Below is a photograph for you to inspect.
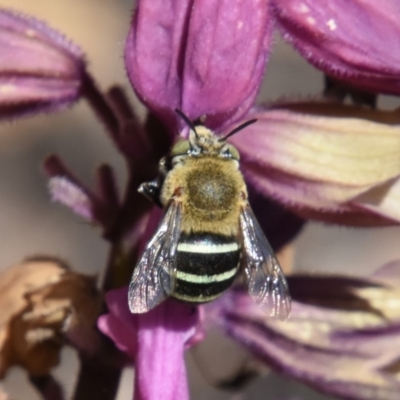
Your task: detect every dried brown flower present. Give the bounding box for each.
[0,257,102,378]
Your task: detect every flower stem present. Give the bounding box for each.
[72,354,123,400]
[29,374,64,400]
[81,72,120,146]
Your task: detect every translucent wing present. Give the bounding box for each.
[128,201,182,313]
[240,204,291,319]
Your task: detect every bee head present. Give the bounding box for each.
[173,109,257,162]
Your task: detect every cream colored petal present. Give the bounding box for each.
[239,108,400,184]
[232,105,400,221]
[352,178,400,222]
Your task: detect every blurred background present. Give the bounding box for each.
[0,1,399,399]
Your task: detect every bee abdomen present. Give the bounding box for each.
[172,232,240,303]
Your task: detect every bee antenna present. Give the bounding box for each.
[175,109,199,138]
[219,119,258,142]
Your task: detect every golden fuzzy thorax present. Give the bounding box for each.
[161,156,247,236]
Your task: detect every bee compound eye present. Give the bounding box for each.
[223,144,240,161]
[171,140,190,157]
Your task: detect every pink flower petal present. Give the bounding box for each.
[98,314,137,359]
[134,300,196,400]
[124,0,190,130]
[0,9,85,117]
[99,287,201,400]
[48,177,93,221]
[209,268,400,400]
[181,0,272,130]
[125,0,272,130]
[231,105,400,225]
[272,0,400,95]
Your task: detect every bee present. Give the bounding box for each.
[128,110,290,319]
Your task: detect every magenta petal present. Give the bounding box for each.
[48,177,94,221]
[125,0,272,130]
[98,314,137,359]
[181,0,272,130]
[125,1,192,129]
[134,300,197,400]
[272,0,400,95]
[98,288,138,359]
[0,9,85,117]
[211,281,400,400]
[99,287,200,400]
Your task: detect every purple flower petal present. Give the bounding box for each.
[98,287,201,400]
[210,266,400,400]
[98,288,138,359]
[125,0,272,131]
[0,9,85,118]
[181,0,272,130]
[48,177,93,221]
[232,105,400,225]
[44,155,122,228]
[272,0,400,95]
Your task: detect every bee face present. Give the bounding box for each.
[170,127,241,161]
[129,115,290,319]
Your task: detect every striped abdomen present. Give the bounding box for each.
[172,232,241,303]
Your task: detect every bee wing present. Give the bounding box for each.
[240,204,291,320]
[128,201,182,313]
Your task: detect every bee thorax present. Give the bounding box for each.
[164,157,245,234]
[187,168,235,211]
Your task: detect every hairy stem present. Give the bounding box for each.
[81,72,121,146]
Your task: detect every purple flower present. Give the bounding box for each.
[272,0,400,95]
[0,9,85,118]
[96,1,400,399]
[98,287,203,400]
[4,1,400,399]
[125,0,272,131]
[232,105,400,225]
[124,0,400,226]
[209,261,400,400]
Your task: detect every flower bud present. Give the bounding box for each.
[273,0,400,95]
[125,0,272,130]
[0,9,85,118]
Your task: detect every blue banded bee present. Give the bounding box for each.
[128,110,290,319]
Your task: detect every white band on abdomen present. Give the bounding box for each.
[177,242,239,254]
[176,267,237,284]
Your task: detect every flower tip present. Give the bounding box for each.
[125,0,273,130]
[48,176,93,220]
[272,0,400,95]
[0,9,86,119]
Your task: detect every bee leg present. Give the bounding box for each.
[139,180,163,208]
[139,157,170,207]
[158,157,169,176]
